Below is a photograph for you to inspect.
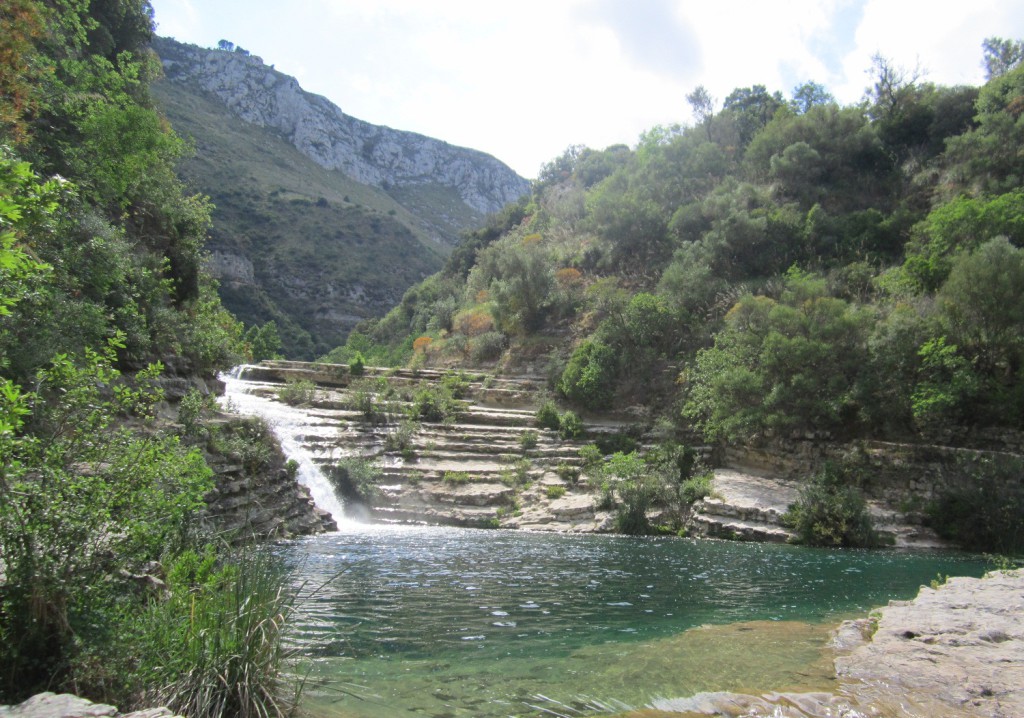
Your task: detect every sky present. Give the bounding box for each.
[148,0,1024,179]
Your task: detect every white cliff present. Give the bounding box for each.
[153,37,530,217]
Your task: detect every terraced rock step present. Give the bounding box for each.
[232,362,664,531]
[692,468,945,548]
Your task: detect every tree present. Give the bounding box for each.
[559,339,618,410]
[982,37,1024,79]
[790,81,834,114]
[722,84,785,148]
[686,85,715,138]
[217,38,235,52]
[684,269,871,441]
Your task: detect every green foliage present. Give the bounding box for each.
[555,462,580,485]
[411,381,465,423]
[244,321,282,362]
[559,339,618,410]
[911,337,980,430]
[782,465,880,548]
[557,410,584,440]
[614,480,658,535]
[594,432,639,456]
[535,400,561,430]
[178,387,214,438]
[276,378,317,406]
[684,269,871,441]
[128,547,304,718]
[546,485,567,500]
[209,417,274,474]
[328,457,382,502]
[383,418,419,457]
[442,470,471,485]
[926,455,1024,554]
[578,443,603,468]
[0,343,213,700]
[679,472,714,505]
[348,351,366,376]
[519,429,539,450]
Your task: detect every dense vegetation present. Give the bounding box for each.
[326,46,1024,551]
[1,1,300,713]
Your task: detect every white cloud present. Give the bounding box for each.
[148,0,1024,177]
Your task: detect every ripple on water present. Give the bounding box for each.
[282,526,988,717]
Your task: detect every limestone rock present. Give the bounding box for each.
[835,569,1024,717]
[0,694,182,718]
[152,37,529,218]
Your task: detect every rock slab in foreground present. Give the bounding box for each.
[0,693,181,718]
[836,569,1024,718]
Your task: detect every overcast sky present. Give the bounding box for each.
[148,0,1024,179]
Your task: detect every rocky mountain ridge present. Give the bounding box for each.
[153,37,529,220]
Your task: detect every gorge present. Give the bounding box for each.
[212,362,1015,717]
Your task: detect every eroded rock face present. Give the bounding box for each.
[834,569,1024,718]
[153,37,529,216]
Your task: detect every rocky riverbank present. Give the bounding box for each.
[834,568,1024,717]
[0,693,180,718]
[646,569,1024,717]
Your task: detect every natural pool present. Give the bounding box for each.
[281,526,989,718]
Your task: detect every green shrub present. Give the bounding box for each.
[470,331,505,362]
[679,472,714,504]
[594,432,638,456]
[501,458,532,486]
[411,383,464,423]
[926,455,1024,554]
[442,470,471,484]
[558,339,618,410]
[276,378,317,406]
[535,400,561,430]
[328,457,383,502]
[555,462,581,485]
[349,351,366,376]
[783,465,880,548]
[558,410,584,439]
[578,443,603,468]
[519,429,539,450]
[347,378,391,425]
[546,485,567,499]
[614,477,662,535]
[441,371,471,399]
[130,548,303,718]
[209,417,275,474]
[384,418,420,458]
[177,387,211,438]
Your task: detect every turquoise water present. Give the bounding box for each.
[283,526,988,717]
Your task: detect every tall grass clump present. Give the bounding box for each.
[133,547,304,718]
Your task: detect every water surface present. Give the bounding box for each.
[283,526,988,717]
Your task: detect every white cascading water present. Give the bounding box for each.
[220,366,348,528]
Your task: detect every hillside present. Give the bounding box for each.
[151,36,530,357]
[324,51,1024,553]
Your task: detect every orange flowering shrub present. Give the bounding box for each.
[412,336,433,353]
[454,308,495,337]
[555,267,583,288]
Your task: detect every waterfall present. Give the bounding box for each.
[220,366,348,527]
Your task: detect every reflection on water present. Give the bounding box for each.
[280,526,988,718]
